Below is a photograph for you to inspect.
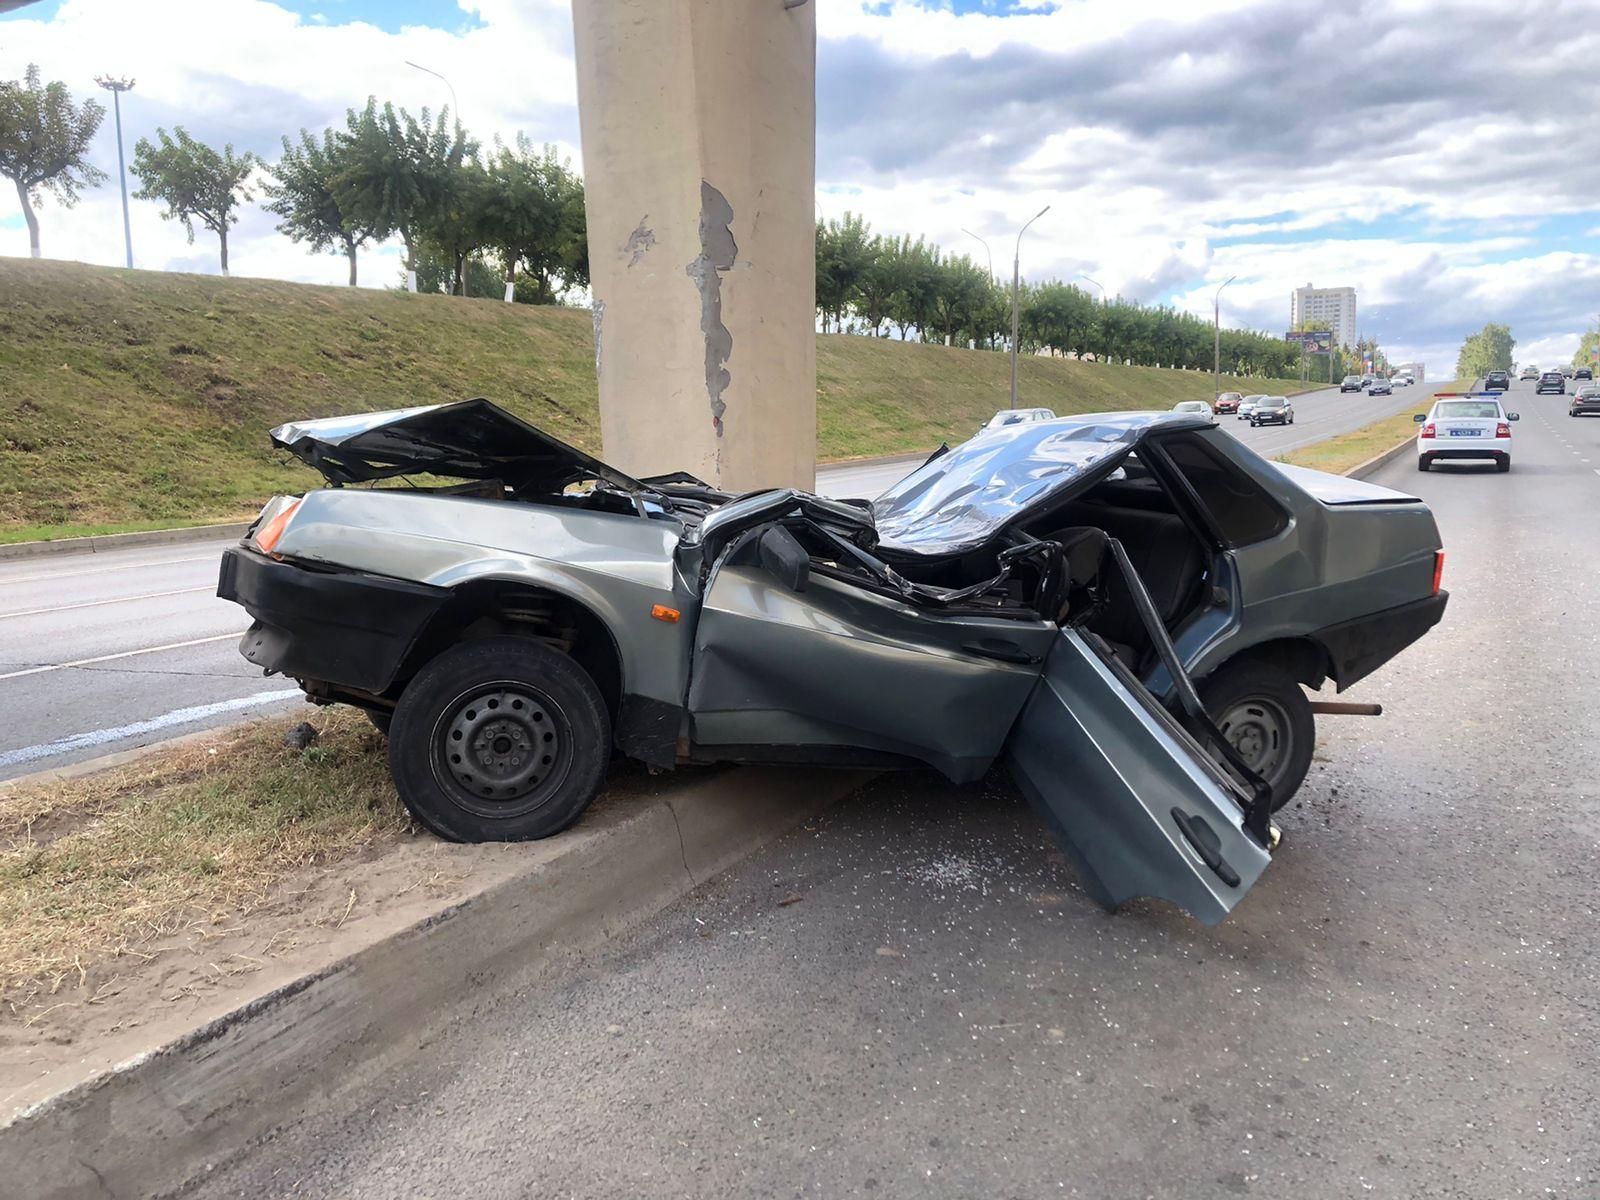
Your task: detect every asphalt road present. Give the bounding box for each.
[0,380,1411,782]
[197,377,1598,1198]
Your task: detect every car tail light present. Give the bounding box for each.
[1495,422,1511,438]
[1431,550,1445,596]
[254,499,302,555]
[1419,423,1436,439]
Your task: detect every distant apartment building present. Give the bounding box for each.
[1289,284,1357,350]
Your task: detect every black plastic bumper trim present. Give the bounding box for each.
[217,547,450,694]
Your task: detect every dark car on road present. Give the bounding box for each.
[1484,370,1510,391]
[1570,384,1600,416]
[1250,396,1294,426]
[220,402,1447,924]
[1575,367,1593,381]
[1369,377,1394,396]
[1340,375,1364,393]
[1536,371,1566,395]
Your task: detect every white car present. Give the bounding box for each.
[979,407,1056,436]
[1416,394,1519,473]
[1171,400,1213,415]
[1237,394,1269,420]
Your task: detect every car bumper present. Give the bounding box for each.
[1536,386,1565,393]
[1418,443,1509,460]
[1315,590,1449,690]
[1571,402,1600,414]
[1252,415,1289,424]
[217,546,450,694]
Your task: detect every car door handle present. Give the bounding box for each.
[960,639,1039,665]
[1170,808,1242,887]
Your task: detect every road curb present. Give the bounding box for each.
[0,764,867,1199]
[0,521,249,561]
[1346,433,1418,480]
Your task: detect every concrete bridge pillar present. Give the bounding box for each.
[571,0,817,492]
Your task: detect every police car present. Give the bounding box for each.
[1415,392,1519,473]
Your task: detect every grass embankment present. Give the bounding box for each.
[2,257,1315,540]
[1275,380,1474,475]
[0,709,406,1008]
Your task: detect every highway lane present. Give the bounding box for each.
[200,378,1600,1199]
[0,381,1418,782]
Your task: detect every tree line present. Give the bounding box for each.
[817,212,1302,376]
[0,64,586,300]
[6,62,1302,370]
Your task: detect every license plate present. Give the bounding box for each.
[1449,428,1481,437]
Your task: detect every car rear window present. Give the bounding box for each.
[1434,401,1500,419]
[1158,434,1288,547]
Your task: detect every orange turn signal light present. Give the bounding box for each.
[650,604,681,624]
[254,500,301,555]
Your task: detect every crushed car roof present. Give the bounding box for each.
[270,399,647,494]
[871,411,1211,555]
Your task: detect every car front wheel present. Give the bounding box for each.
[1201,660,1315,813]
[388,636,611,842]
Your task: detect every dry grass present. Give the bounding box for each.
[0,708,408,1009]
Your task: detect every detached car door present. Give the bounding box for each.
[686,534,1057,784]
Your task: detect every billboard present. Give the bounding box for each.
[1286,329,1334,354]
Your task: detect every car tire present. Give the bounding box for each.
[1417,456,1430,472]
[1497,457,1511,473]
[387,635,611,843]
[1200,659,1315,813]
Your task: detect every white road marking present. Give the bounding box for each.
[0,688,302,769]
[0,554,215,586]
[0,586,212,622]
[0,632,242,681]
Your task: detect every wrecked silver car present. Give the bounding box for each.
[218,400,1447,924]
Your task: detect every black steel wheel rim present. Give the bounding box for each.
[430,682,573,819]
[1214,695,1291,788]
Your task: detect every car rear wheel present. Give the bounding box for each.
[1201,660,1315,812]
[1417,455,1430,472]
[388,636,611,842]
[1497,457,1511,473]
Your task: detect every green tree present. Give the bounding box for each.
[1456,322,1515,380]
[264,127,381,285]
[131,127,258,275]
[815,212,873,333]
[929,255,990,346]
[0,64,106,258]
[332,98,474,292]
[1572,325,1600,373]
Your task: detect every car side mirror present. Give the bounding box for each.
[1508,412,1520,421]
[758,524,810,592]
[1413,413,1425,423]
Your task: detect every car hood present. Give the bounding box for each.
[871,411,1210,555]
[270,399,648,494]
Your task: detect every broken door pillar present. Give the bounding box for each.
[571,0,817,491]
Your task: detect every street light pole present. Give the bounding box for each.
[405,60,459,123]
[1010,205,1050,408]
[94,76,135,270]
[1073,273,1105,297]
[1212,274,1237,401]
[960,227,993,282]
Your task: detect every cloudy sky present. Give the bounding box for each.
[4,0,1600,373]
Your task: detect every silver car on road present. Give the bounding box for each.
[220,401,1447,924]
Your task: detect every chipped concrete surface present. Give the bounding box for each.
[621,217,655,268]
[685,180,737,437]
